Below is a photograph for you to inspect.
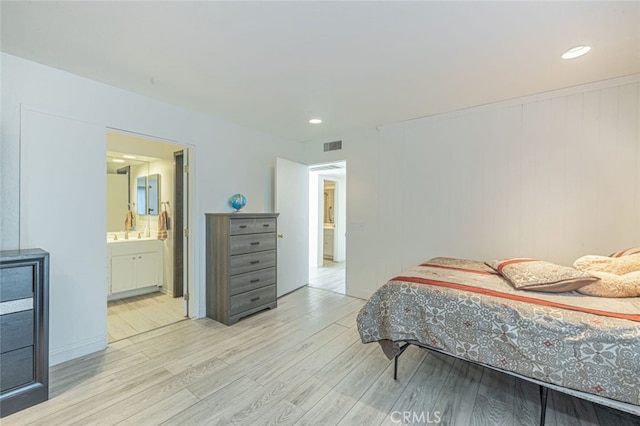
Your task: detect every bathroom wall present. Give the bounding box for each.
[106,174,128,232]
[149,158,176,296]
[107,152,178,296]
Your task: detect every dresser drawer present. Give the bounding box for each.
[254,218,276,233]
[229,218,277,235]
[229,219,256,235]
[229,268,276,296]
[0,346,34,392]
[0,310,34,354]
[229,233,276,255]
[0,266,34,302]
[230,285,276,316]
[229,251,276,276]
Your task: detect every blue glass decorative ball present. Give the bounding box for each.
[229,193,247,211]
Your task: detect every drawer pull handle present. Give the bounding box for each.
[250,297,260,302]
[250,242,260,246]
[250,279,260,283]
[239,225,248,228]
[262,224,270,227]
[250,260,260,264]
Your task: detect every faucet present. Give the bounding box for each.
[111,234,118,241]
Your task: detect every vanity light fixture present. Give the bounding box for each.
[123,154,137,159]
[112,159,125,163]
[309,118,322,124]
[562,45,591,60]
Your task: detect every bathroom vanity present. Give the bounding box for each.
[107,238,163,300]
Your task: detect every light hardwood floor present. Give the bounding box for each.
[5,287,638,425]
[309,260,345,294]
[107,291,186,343]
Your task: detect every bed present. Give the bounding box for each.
[356,257,640,424]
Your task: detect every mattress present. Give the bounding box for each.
[356,257,640,406]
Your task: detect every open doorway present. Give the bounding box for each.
[106,129,190,343]
[308,161,346,294]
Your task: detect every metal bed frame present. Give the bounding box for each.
[392,342,640,426]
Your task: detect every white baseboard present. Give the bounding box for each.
[49,335,107,366]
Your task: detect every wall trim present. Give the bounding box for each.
[50,335,107,366]
[379,73,640,131]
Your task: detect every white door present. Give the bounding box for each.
[275,157,309,296]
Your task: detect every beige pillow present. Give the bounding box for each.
[577,270,640,298]
[573,253,640,275]
[486,258,599,293]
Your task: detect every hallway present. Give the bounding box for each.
[309,260,345,294]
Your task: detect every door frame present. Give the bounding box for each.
[106,127,195,320]
[308,161,347,268]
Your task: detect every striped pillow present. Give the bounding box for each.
[486,258,599,293]
[609,247,640,258]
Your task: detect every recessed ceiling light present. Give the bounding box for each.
[309,118,322,124]
[112,159,125,163]
[123,154,136,159]
[562,46,591,60]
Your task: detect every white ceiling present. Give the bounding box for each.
[2,1,639,143]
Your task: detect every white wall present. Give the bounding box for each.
[1,53,304,364]
[148,158,175,295]
[308,172,320,267]
[304,75,640,299]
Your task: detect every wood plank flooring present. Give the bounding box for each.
[309,261,345,294]
[4,286,638,425]
[107,291,185,343]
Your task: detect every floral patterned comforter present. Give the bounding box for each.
[356,258,640,406]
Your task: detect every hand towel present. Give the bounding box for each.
[124,210,135,231]
[157,211,169,241]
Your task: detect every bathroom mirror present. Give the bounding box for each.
[136,176,147,216]
[147,174,160,216]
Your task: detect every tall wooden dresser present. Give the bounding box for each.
[205,213,279,325]
[0,249,49,418]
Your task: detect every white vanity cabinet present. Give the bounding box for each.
[323,227,334,259]
[108,240,162,300]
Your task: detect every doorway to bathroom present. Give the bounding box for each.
[105,129,191,343]
[308,161,346,294]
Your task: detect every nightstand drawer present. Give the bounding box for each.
[0,310,34,354]
[0,266,34,302]
[229,251,276,276]
[229,268,276,296]
[229,233,276,255]
[230,285,276,316]
[0,346,34,392]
